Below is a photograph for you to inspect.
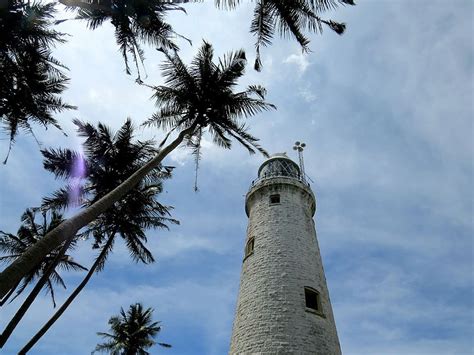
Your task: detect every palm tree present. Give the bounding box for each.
[58,0,189,78]
[0,41,274,301]
[145,42,274,189]
[19,119,178,352]
[93,303,171,354]
[0,0,75,162]
[216,0,355,70]
[0,208,86,347]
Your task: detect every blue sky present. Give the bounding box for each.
[1,0,472,354]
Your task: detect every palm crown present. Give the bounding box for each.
[148,42,274,163]
[41,118,177,266]
[0,209,86,306]
[60,0,188,78]
[94,303,170,354]
[145,42,276,189]
[217,0,355,70]
[0,1,75,162]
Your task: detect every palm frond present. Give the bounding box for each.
[217,49,247,87]
[94,235,116,272]
[69,0,188,78]
[42,148,87,179]
[151,42,275,163]
[250,0,275,71]
[42,184,86,211]
[95,303,168,353]
[188,127,202,191]
[309,0,355,12]
[223,0,355,71]
[208,125,232,150]
[0,1,74,160]
[0,209,84,306]
[123,230,155,264]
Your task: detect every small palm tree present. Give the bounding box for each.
[0,208,86,347]
[216,0,355,70]
[0,41,274,301]
[94,303,171,354]
[0,209,85,307]
[0,0,75,162]
[59,0,189,78]
[19,119,178,352]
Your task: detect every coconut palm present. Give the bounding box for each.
[19,119,177,352]
[93,303,171,354]
[58,0,189,78]
[0,208,86,347]
[0,209,85,306]
[145,42,275,189]
[0,41,274,301]
[0,0,75,162]
[216,0,355,70]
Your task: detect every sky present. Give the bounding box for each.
[0,0,473,354]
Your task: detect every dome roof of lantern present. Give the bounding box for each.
[257,153,300,179]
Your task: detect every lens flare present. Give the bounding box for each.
[68,152,86,207]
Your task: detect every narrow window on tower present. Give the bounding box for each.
[304,287,324,316]
[269,194,280,204]
[244,237,255,260]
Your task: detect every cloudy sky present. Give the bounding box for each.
[1,0,473,354]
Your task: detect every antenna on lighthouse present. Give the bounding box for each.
[293,141,306,182]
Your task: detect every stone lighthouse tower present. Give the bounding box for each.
[229,153,341,354]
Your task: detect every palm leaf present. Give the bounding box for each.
[217,0,354,71]
[0,209,85,306]
[0,1,74,161]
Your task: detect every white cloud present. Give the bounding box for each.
[104,232,233,264]
[169,144,192,166]
[299,84,317,103]
[283,52,311,74]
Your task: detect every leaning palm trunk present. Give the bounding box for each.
[0,239,72,348]
[20,235,116,353]
[0,125,195,299]
[0,281,19,306]
[0,281,45,348]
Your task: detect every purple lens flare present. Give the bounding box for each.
[68,152,86,207]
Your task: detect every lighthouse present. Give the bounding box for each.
[229,153,341,354]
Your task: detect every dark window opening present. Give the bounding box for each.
[245,237,255,258]
[305,287,322,313]
[270,194,280,204]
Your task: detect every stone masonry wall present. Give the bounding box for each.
[229,177,341,355]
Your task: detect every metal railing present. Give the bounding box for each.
[249,172,311,189]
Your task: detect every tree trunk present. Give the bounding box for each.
[0,239,72,348]
[19,235,115,354]
[0,281,20,306]
[0,277,46,348]
[0,125,195,299]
